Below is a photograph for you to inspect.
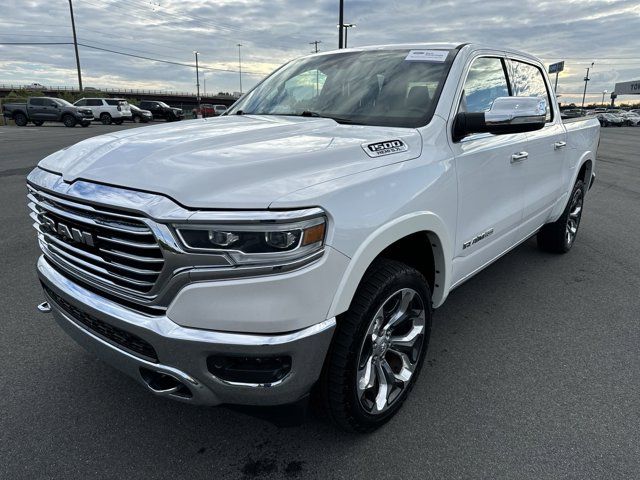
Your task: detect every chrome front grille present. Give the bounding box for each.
[28,185,164,296]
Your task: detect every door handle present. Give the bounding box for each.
[554,141,567,150]
[511,151,529,163]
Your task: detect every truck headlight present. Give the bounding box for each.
[174,212,326,266]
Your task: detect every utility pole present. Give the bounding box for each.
[309,40,322,53]
[601,90,607,107]
[343,23,355,48]
[194,51,201,116]
[338,0,344,49]
[203,73,206,96]
[68,0,83,92]
[237,43,243,95]
[581,62,594,110]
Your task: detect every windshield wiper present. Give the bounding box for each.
[299,111,361,125]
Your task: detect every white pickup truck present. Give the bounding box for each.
[29,43,599,432]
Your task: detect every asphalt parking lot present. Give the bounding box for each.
[1,123,639,479]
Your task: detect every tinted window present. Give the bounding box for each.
[30,98,45,106]
[228,49,454,128]
[459,57,509,113]
[509,60,553,121]
[75,99,86,106]
[87,99,103,106]
[105,99,118,106]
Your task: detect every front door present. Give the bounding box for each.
[448,56,528,286]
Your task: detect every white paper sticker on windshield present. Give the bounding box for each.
[405,50,449,62]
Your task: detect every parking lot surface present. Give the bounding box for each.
[1,124,638,479]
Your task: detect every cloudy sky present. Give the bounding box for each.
[1,0,639,104]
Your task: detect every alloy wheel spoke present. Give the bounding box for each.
[373,360,393,412]
[390,323,424,349]
[357,354,376,393]
[384,289,415,332]
[388,348,415,383]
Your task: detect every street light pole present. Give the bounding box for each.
[338,0,344,49]
[237,43,243,95]
[343,23,355,48]
[581,62,594,110]
[68,0,83,92]
[194,51,201,116]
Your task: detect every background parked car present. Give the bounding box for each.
[597,113,624,127]
[192,103,227,118]
[620,112,640,126]
[129,104,153,123]
[27,82,47,90]
[2,97,92,127]
[74,98,132,125]
[138,100,184,121]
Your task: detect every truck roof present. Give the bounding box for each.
[308,42,541,64]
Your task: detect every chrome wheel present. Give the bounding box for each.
[566,187,583,247]
[356,288,426,415]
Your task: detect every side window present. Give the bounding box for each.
[509,60,553,122]
[87,99,102,107]
[75,99,86,106]
[30,98,44,106]
[459,57,509,113]
[105,99,118,106]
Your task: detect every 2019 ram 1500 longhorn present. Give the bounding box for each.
[3,97,93,127]
[28,43,599,432]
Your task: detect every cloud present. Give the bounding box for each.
[0,0,639,103]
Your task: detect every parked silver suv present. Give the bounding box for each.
[74,98,132,125]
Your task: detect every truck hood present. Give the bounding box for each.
[39,115,422,209]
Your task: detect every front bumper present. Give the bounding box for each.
[37,256,335,406]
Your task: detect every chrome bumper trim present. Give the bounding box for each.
[38,255,336,406]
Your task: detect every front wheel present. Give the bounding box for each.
[62,115,77,127]
[537,179,585,253]
[320,259,432,432]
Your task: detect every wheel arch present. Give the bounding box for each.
[328,212,453,318]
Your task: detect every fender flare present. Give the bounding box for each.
[327,211,453,318]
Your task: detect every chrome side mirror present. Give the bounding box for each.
[453,96,547,141]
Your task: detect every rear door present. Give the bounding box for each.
[449,55,528,286]
[507,58,566,234]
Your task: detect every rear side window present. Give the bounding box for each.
[87,99,103,106]
[508,60,553,121]
[30,98,45,106]
[105,99,118,106]
[459,57,509,113]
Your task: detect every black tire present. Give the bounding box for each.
[537,179,585,254]
[81,122,90,128]
[133,115,141,123]
[62,114,77,128]
[13,112,28,126]
[33,120,44,126]
[319,258,432,432]
[100,113,112,125]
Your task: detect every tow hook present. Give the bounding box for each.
[37,302,52,313]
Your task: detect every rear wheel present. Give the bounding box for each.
[62,114,77,128]
[100,113,112,125]
[13,112,28,126]
[320,259,432,432]
[537,179,585,253]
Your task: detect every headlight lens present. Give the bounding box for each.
[174,214,326,265]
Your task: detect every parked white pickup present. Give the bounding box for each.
[29,43,599,432]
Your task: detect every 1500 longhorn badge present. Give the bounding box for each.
[463,228,494,250]
[42,216,95,247]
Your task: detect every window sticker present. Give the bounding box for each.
[405,50,449,63]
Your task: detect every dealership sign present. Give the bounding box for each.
[548,61,564,74]
[614,80,640,95]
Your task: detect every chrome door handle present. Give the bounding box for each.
[554,141,567,150]
[511,151,529,163]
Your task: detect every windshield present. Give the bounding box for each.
[158,102,170,108]
[54,98,73,107]
[228,49,454,128]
